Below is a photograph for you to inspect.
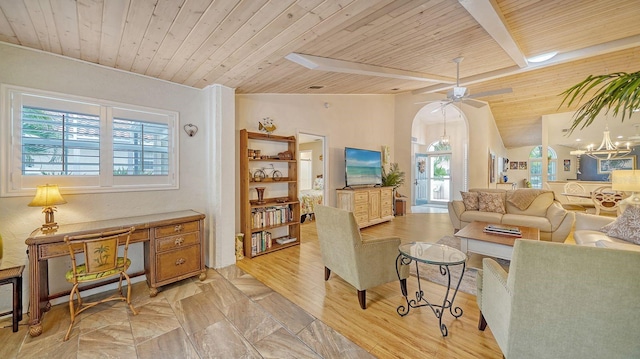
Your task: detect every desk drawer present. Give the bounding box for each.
[155,221,199,238]
[38,228,149,259]
[156,232,199,253]
[155,245,201,282]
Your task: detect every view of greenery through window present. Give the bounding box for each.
[21,107,169,177]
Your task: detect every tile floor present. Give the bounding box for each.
[0,266,373,358]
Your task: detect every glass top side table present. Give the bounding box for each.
[396,242,467,337]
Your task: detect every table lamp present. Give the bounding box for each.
[28,184,67,231]
[611,170,640,213]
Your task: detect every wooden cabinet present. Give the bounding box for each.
[336,187,394,228]
[240,129,300,258]
[148,220,203,290]
[141,214,206,297]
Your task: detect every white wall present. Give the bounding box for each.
[0,43,232,311]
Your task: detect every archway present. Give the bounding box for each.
[410,103,468,211]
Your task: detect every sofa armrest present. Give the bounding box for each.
[448,201,466,230]
[479,258,511,352]
[575,212,615,231]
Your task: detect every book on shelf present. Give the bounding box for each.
[275,237,297,245]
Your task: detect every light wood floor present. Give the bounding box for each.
[237,213,504,359]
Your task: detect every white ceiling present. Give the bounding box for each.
[0,0,639,148]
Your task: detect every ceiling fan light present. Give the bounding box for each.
[527,51,558,63]
[453,87,466,97]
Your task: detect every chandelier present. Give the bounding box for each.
[439,105,450,146]
[569,125,631,159]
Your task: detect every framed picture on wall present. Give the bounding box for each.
[563,159,571,171]
[489,153,496,183]
[518,161,527,170]
[597,156,636,174]
[510,161,518,170]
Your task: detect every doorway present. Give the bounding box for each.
[414,146,452,206]
[298,132,326,223]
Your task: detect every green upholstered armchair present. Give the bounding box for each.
[314,205,409,309]
[477,239,640,358]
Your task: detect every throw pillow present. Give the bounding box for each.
[478,192,506,214]
[461,191,479,211]
[599,205,640,244]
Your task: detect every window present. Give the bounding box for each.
[529,146,557,189]
[2,86,178,196]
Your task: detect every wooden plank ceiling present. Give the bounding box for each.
[0,0,639,148]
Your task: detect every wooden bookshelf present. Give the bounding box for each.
[239,129,300,257]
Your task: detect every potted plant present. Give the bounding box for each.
[382,162,405,189]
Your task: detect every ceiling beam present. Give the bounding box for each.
[458,0,528,68]
[285,53,457,84]
[412,34,640,95]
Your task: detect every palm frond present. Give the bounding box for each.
[559,71,640,133]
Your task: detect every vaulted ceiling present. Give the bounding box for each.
[1,0,639,148]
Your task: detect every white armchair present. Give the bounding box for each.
[477,239,640,358]
[314,205,409,309]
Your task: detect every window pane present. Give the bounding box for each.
[22,106,100,176]
[113,118,169,175]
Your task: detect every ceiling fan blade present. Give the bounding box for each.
[462,98,487,108]
[467,87,512,99]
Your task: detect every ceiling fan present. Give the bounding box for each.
[416,57,512,108]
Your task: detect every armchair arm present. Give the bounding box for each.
[355,237,409,289]
[479,258,511,353]
[575,212,615,231]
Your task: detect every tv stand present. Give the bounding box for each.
[336,187,394,228]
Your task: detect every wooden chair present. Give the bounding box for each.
[591,186,626,216]
[63,227,138,341]
[561,182,590,212]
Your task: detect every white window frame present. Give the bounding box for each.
[1,85,179,197]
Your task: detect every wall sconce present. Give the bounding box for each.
[183,123,198,137]
[28,184,67,231]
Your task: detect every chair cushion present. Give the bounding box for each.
[478,192,506,214]
[65,257,131,282]
[599,206,640,244]
[461,191,479,211]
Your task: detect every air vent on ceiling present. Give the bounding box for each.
[308,85,324,89]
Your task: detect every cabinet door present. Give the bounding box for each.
[368,190,381,220]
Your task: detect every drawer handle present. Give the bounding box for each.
[174,224,183,232]
[174,237,184,246]
[175,258,186,266]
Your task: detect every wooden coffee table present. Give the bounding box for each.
[454,221,540,261]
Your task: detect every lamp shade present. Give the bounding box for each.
[611,170,640,192]
[28,184,67,207]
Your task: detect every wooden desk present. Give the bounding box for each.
[25,210,206,337]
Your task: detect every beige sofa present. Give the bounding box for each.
[573,212,640,252]
[477,239,640,358]
[448,188,574,242]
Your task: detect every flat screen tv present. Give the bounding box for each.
[344,147,382,187]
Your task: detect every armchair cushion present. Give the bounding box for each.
[600,205,640,244]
